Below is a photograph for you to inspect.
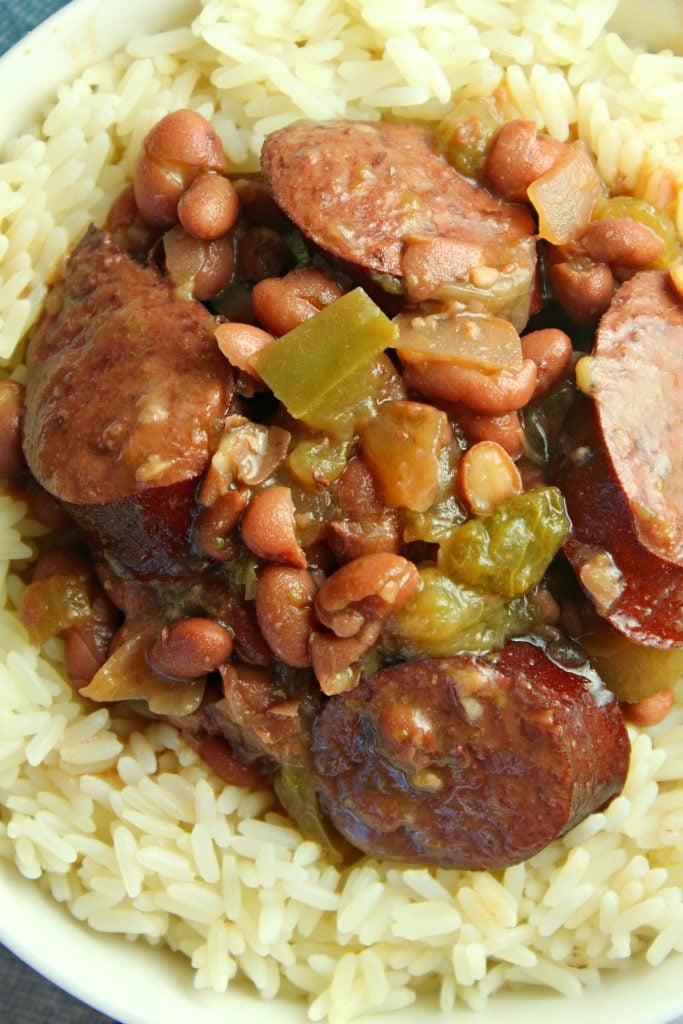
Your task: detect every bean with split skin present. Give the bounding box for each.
[241,485,307,569]
[146,618,233,681]
[311,620,382,695]
[163,225,234,301]
[548,253,614,325]
[251,267,343,336]
[521,328,573,399]
[453,405,524,458]
[255,565,317,668]
[134,109,227,227]
[582,217,665,270]
[315,552,421,639]
[177,172,239,240]
[193,490,248,561]
[403,357,537,416]
[485,120,566,203]
[215,322,275,380]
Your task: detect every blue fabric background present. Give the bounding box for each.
[0,0,67,54]
[0,2,683,1024]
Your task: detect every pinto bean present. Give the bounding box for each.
[0,379,25,485]
[400,236,483,303]
[310,620,382,695]
[521,328,573,399]
[548,258,614,325]
[621,688,675,727]
[453,405,524,458]
[177,172,239,240]
[134,109,227,227]
[238,226,294,282]
[327,513,401,564]
[457,441,523,516]
[146,617,233,681]
[163,224,235,301]
[254,565,317,668]
[63,591,120,689]
[251,267,343,336]
[333,457,384,518]
[193,489,247,561]
[315,553,420,638]
[485,120,566,202]
[583,217,665,270]
[241,485,306,568]
[403,357,537,415]
[215,322,275,379]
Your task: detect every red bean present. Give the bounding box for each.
[163,224,234,300]
[193,490,247,561]
[621,688,675,727]
[146,617,233,681]
[486,120,566,202]
[315,553,420,638]
[134,109,227,227]
[251,267,343,336]
[310,621,382,695]
[521,328,573,398]
[241,485,307,569]
[582,217,665,269]
[215,322,275,379]
[549,258,614,325]
[403,357,537,415]
[33,547,93,583]
[177,172,239,240]
[255,565,317,668]
[333,457,384,519]
[453,405,524,458]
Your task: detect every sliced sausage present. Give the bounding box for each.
[554,270,683,646]
[261,119,537,317]
[310,641,629,870]
[589,270,683,568]
[555,395,683,646]
[23,226,233,578]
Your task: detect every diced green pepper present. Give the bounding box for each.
[433,97,505,179]
[389,566,493,652]
[438,487,570,598]
[252,288,398,430]
[580,624,683,703]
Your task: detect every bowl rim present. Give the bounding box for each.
[0,2,682,1023]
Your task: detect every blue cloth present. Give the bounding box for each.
[0,0,70,55]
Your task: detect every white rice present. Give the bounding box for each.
[1,1,683,1020]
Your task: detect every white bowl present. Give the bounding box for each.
[0,3,682,1024]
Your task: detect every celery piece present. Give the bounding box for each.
[251,288,398,428]
[438,486,570,599]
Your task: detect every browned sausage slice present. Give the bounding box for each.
[23,226,233,578]
[555,395,683,646]
[310,641,629,870]
[589,270,683,567]
[261,119,537,318]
